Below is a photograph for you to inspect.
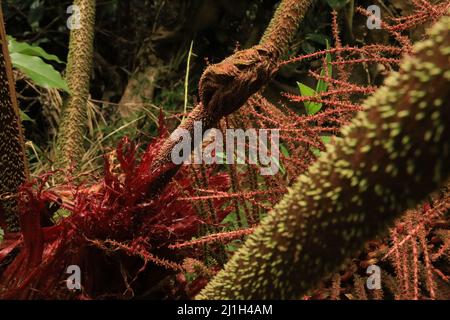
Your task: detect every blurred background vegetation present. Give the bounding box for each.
[4,0,404,176]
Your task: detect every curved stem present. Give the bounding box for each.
[197,13,450,299]
[147,0,314,194]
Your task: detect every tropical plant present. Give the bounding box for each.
[0,0,449,300]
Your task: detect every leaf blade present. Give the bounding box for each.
[10,52,69,92]
[8,36,64,64]
[297,82,322,115]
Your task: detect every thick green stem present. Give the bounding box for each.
[55,0,95,170]
[197,13,450,299]
[0,6,30,232]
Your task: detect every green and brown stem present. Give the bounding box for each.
[0,6,30,231]
[54,0,95,171]
[197,13,450,299]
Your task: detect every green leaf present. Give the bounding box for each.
[19,109,34,122]
[10,52,69,92]
[316,40,332,94]
[298,82,315,97]
[297,82,322,115]
[280,143,290,157]
[297,41,332,116]
[8,36,64,64]
[0,227,4,244]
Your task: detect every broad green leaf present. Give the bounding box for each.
[298,81,315,97]
[8,36,64,64]
[307,102,322,116]
[10,52,69,92]
[297,82,322,115]
[0,227,4,244]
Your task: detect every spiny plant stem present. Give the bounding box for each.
[197,13,450,299]
[260,0,314,58]
[55,0,95,172]
[0,7,30,232]
[148,0,314,194]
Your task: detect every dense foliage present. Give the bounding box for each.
[0,0,449,300]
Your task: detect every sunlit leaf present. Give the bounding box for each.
[297,82,322,115]
[8,36,64,64]
[10,52,69,92]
